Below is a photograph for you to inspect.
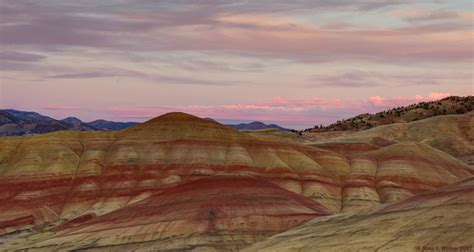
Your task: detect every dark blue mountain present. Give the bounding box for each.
[87,120,139,131]
[0,109,137,136]
[228,121,289,131]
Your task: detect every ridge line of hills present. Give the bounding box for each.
[0,109,138,135]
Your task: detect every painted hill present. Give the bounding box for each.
[19,176,332,251]
[0,109,137,136]
[243,177,474,251]
[0,112,472,250]
[306,95,473,132]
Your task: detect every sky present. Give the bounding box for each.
[0,0,473,129]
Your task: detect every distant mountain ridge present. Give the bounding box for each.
[227,121,290,131]
[205,118,289,131]
[0,109,72,136]
[60,117,98,131]
[88,120,139,131]
[0,109,138,136]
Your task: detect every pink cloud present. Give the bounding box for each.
[155,13,473,63]
[368,92,451,108]
[397,9,474,22]
[3,8,471,64]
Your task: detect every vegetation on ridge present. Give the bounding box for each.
[303,96,473,132]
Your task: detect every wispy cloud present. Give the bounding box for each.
[308,71,472,88]
[368,92,451,108]
[398,9,473,22]
[42,105,82,111]
[0,51,46,62]
[45,69,241,86]
[1,1,471,63]
[0,51,46,70]
[310,71,379,88]
[48,72,116,79]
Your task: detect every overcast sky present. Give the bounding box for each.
[0,0,472,129]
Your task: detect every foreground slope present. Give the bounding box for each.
[16,176,331,251]
[243,177,474,252]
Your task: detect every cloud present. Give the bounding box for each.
[310,71,379,88]
[0,51,46,62]
[45,69,240,86]
[42,105,82,111]
[150,56,265,73]
[1,1,471,64]
[368,92,451,107]
[0,51,46,70]
[309,70,473,88]
[155,75,238,86]
[402,9,460,22]
[48,72,116,79]
[398,9,474,23]
[131,0,409,15]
